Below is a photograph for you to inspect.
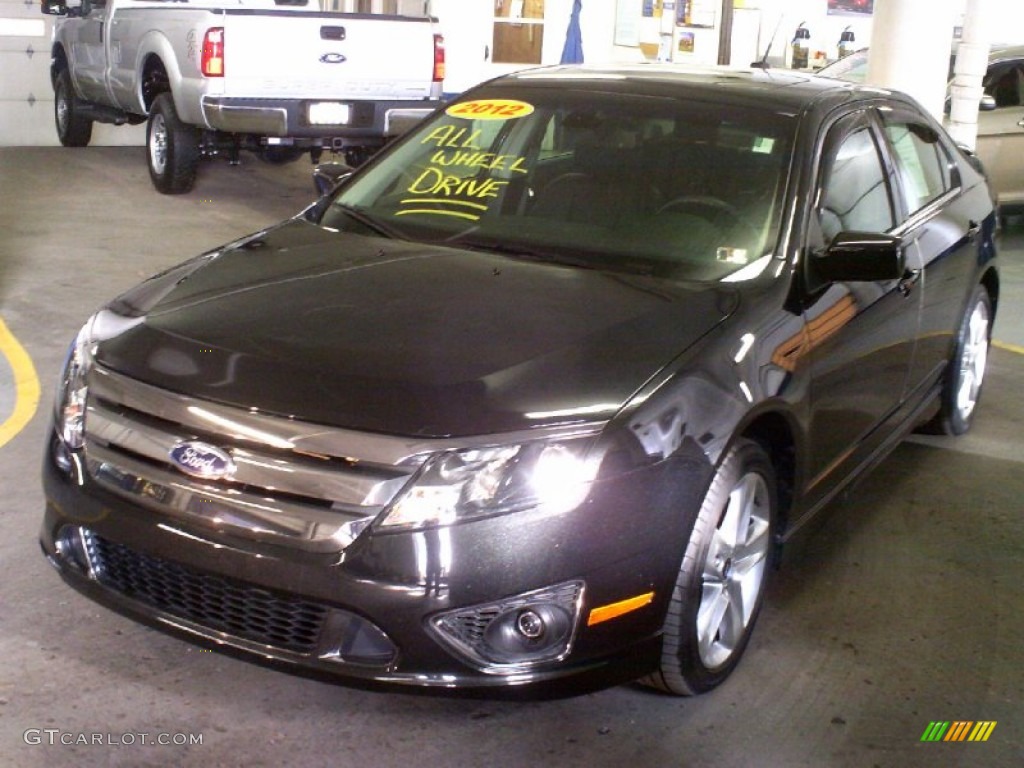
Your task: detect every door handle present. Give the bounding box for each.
[898,268,921,297]
[1018,118,1024,128]
[967,219,981,241]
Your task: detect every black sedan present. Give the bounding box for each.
[41,64,998,697]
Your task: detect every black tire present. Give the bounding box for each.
[146,93,200,194]
[928,285,992,436]
[54,69,93,147]
[643,439,777,695]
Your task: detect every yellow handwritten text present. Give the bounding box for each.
[407,168,509,199]
[446,99,536,120]
[430,150,528,174]
[420,125,482,149]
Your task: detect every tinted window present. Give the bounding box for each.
[818,127,894,242]
[883,120,950,214]
[322,86,796,281]
[983,61,1024,107]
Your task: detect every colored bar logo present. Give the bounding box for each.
[920,721,997,742]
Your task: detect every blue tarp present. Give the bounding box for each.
[560,0,584,64]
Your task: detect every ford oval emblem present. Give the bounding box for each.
[169,441,236,480]
[319,53,347,64]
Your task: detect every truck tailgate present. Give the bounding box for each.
[219,13,437,100]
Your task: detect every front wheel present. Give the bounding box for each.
[930,285,992,435]
[147,93,199,194]
[643,439,776,695]
[54,69,93,147]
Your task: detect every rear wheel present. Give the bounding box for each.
[147,93,199,194]
[644,439,776,695]
[929,286,992,435]
[54,69,93,147]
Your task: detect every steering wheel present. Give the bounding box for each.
[657,195,744,228]
[655,195,763,250]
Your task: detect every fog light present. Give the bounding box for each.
[429,580,584,672]
[516,609,545,639]
[480,603,572,663]
[55,525,99,576]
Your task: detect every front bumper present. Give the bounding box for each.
[200,96,443,141]
[41,430,710,695]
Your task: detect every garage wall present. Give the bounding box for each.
[0,2,50,145]
[0,0,143,146]
[7,0,1022,148]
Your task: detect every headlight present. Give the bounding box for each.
[55,319,96,451]
[379,438,601,531]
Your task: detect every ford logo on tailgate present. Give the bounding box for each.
[169,441,235,480]
[319,53,347,64]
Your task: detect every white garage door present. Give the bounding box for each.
[0,0,141,146]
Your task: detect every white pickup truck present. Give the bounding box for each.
[40,0,445,193]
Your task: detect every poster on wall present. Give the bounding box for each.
[615,0,642,46]
[677,0,716,28]
[827,0,874,16]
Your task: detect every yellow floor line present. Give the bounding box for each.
[993,340,1024,356]
[0,317,41,449]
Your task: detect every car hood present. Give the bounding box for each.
[95,220,738,437]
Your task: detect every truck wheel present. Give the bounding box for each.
[147,93,199,194]
[54,69,93,147]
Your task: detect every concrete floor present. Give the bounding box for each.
[1,148,1022,768]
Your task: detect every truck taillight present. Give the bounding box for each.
[432,34,445,83]
[202,28,225,77]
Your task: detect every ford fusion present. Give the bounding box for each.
[42,65,998,696]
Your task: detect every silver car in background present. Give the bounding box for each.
[819,45,1024,215]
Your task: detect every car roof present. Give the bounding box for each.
[988,44,1024,63]
[488,62,868,115]
[821,42,1024,81]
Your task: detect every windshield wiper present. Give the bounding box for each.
[453,237,598,270]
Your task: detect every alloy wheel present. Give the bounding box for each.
[955,298,990,423]
[149,113,168,176]
[697,471,771,669]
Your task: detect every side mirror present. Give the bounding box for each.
[813,231,905,282]
[40,0,67,14]
[980,94,997,112]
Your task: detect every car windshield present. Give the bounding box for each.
[320,84,796,281]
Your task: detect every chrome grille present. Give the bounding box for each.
[84,531,328,654]
[82,366,428,551]
[80,366,601,552]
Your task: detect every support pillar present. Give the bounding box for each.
[865,0,957,120]
[948,0,996,149]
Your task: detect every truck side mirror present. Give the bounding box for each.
[40,0,68,15]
